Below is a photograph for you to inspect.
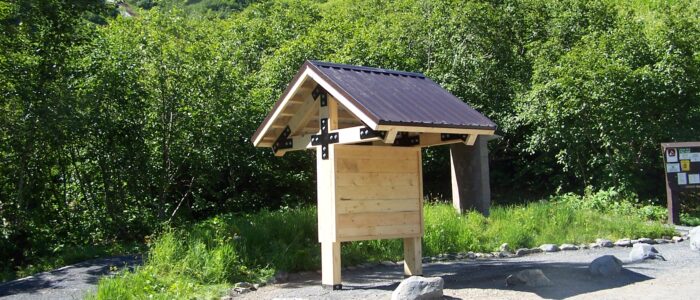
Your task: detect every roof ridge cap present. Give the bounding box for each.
[308,60,426,78]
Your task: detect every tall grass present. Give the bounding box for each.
[92,196,676,299]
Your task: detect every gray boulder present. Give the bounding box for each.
[637,237,656,244]
[515,248,530,256]
[596,239,614,248]
[391,276,444,300]
[505,269,553,287]
[614,239,632,247]
[690,226,700,251]
[560,244,579,251]
[539,244,560,252]
[589,255,623,277]
[629,243,665,261]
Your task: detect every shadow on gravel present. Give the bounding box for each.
[436,259,653,299]
[272,259,654,299]
[0,255,142,297]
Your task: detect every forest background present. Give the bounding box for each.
[0,0,698,278]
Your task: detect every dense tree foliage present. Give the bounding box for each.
[1,0,698,275]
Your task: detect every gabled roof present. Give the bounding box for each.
[308,61,496,130]
[251,60,496,147]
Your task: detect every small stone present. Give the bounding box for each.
[560,244,579,251]
[497,251,510,258]
[614,239,632,247]
[467,252,477,259]
[589,255,623,277]
[672,236,684,243]
[505,269,553,287]
[662,235,671,240]
[515,248,530,256]
[631,239,640,244]
[589,243,601,249]
[629,243,665,261]
[637,237,655,244]
[500,243,511,252]
[539,244,560,252]
[596,239,614,248]
[579,244,590,250]
[381,261,396,266]
[655,239,670,244]
[221,296,233,300]
[391,276,444,300]
[529,247,543,254]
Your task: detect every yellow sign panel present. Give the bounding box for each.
[681,160,691,171]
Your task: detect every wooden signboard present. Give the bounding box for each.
[662,142,700,224]
[251,61,497,289]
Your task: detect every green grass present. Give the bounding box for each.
[91,196,676,299]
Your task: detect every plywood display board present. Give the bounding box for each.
[333,145,423,242]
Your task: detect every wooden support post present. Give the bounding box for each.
[666,183,680,225]
[403,237,422,276]
[450,136,491,216]
[321,241,342,289]
[318,95,342,289]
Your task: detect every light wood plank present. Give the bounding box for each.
[336,158,419,173]
[375,124,495,135]
[336,184,419,200]
[337,211,420,228]
[338,233,421,242]
[335,172,419,188]
[336,199,420,214]
[335,145,418,160]
[337,224,421,239]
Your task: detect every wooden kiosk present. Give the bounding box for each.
[252,61,496,289]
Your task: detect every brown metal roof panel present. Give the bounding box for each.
[309,61,496,130]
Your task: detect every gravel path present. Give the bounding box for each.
[240,240,700,300]
[0,255,142,300]
[0,226,696,300]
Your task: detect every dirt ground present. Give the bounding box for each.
[239,240,700,300]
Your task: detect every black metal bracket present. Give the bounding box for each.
[359,126,386,140]
[311,118,339,160]
[271,126,293,153]
[322,284,342,290]
[312,85,328,107]
[393,132,420,147]
[440,133,467,142]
